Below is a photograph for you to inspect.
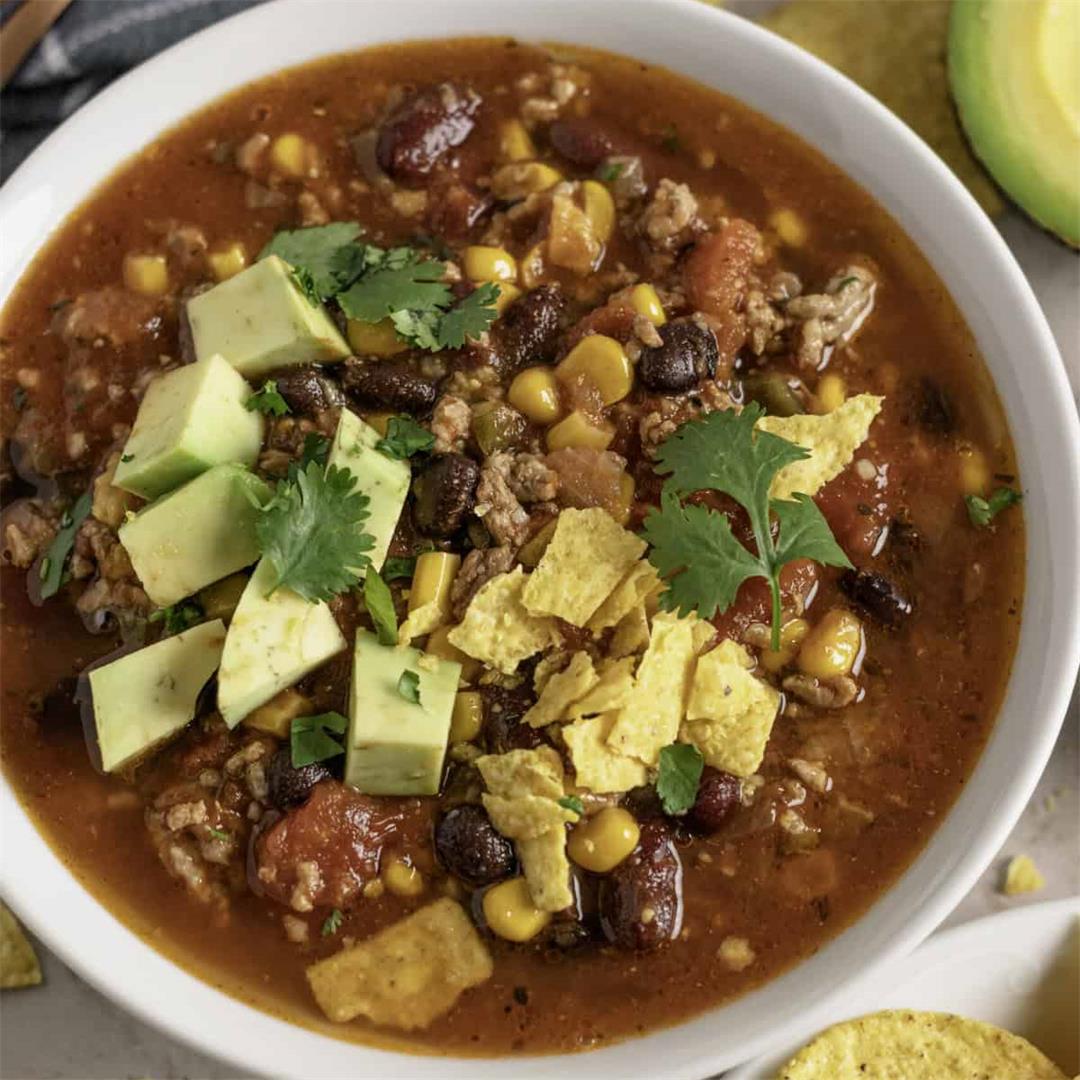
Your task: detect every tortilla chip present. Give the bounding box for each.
[522,508,646,627]
[523,651,598,728]
[761,1,1003,215]
[476,746,565,800]
[777,1009,1067,1079]
[610,603,652,658]
[1001,854,1047,896]
[567,657,637,718]
[585,560,661,634]
[397,598,444,645]
[516,828,574,912]
[564,712,648,794]
[448,567,556,674]
[0,905,41,990]
[484,793,577,839]
[758,394,883,499]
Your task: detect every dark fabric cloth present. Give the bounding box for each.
[1,0,263,183]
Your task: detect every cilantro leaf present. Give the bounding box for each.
[376,416,435,461]
[381,556,417,582]
[37,489,92,600]
[436,282,500,348]
[290,712,348,767]
[255,461,374,602]
[149,600,205,635]
[597,161,624,182]
[322,908,344,937]
[245,379,291,417]
[965,487,1021,527]
[397,670,421,704]
[364,567,398,646]
[260,222,365,299]
[337,250,451,324]
[207,827,229,842]
[557,795,585,816]
[655,743,703,815]
[390,308,442,351]
[285,432,332,484]
[646,406,851,649]
[641,491,760,619]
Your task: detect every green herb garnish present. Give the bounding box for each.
[397,669,421,704]
[364,567,398,646]
[381,556,417,582]
[120,453,134,463]
[284,432,332,483]
[965,487,1021,528]
[321,908,344,937]
[11,386,28,411]
[557,795,585,816]
[433,282,500,348]
[290,712,348,767]
[375,416,435,461]
[260,221,365,300]
[37,489,92,600]
[655,743,704,816]
[597,161,624,183]
[660,124,681,153]
[254,461,374,602]
[149,601,204,635]
[207,826,229,842]
[642,405,852,650]
[245,379,291,417]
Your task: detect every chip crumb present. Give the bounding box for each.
[0,904,42,990]
[1001,854,1046,896]
[717,935,756,972]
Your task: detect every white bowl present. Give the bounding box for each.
[1,1,1077,1076]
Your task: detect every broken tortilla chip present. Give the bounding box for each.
[1,904,42,990]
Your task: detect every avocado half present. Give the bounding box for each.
[949,0,1079,247]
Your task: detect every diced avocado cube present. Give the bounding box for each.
[217,558,347,728]
[186,255,350,379]
[113,355,264,499]
[327,409,410,574]
[90,619,226,772]
[119,464,270,608]
[345,630,460,796]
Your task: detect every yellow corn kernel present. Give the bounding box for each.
[508,366,563,425]
[759,618,810,674]
[557,334,633,405]
[517,518,558,568]
[493,281,522,315]
[464,245,518,284]
[482,877,551,942]
[270,132,309,178]
[958,445,991,497]
[816,373,846,413]
[519,243,546,290]
[629,283,666,327]
[568,807,640,873]
[769,208,808,248]
[797,609,863,679]
[198,573,248,622]
[426,625,481,685]
[242,688,311,739]
[346,317,407,358]
[123,254,169,297]
[361,412,393,437]
[449,691,484,743]
[409,552,461,616]
[491,161,563,201]
[498,118,537,162]
[612,471,636,526]
[382,856,425,898]
[546,410,615,452]
[207,243,247,282]
[582,180,616,245]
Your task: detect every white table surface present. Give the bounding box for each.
[1,75,1078,1080]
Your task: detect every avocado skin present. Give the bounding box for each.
[948,0,1079,248]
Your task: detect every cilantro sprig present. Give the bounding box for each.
[397,670,421,704]
[965,487,1021,528]
[150,600,204,635]
[642,405,852,650]
[254,461,374,602]
[557,795,585,817]
[322,908,344,937]
[290,712,348,767]
[375,416,435,461]
[245,380,290,417]
[37,489,92,600]
[259,224,499,352]
[655,743,704,816]
[363,567,398,645]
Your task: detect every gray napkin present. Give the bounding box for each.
[1,0,263,183]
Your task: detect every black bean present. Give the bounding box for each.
[481,685,541,754]
[638,320,718,394]
[341,358,437,414]
[598,822,683,951]
[914,377,953,434]
[548,118,617,169]
[621,784,666,822]
[266,747,333,811]
[412,453,480,537]
[490,284,566,377]
[435,804,515,886]
[376,83,481,182]
[686,767,741,833]
[273,366,344,415]
[838,569,913,628]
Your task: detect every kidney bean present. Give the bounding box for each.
[273,366,345,415]
[638,319,719,393]
[435,804,515,886]
[480,685,542,754]
[266,746,334,811]
[341,358,437,414]
[686,767,741,833]
[548,117,617,169]
[490,284,566,377]
[598,822,683,951]
[376,83,482,182]
[412,453,480,537]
